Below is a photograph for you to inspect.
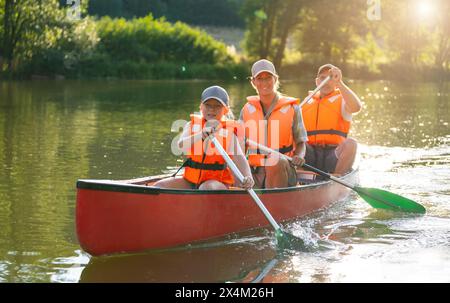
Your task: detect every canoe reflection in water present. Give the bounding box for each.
[79,235,292,283]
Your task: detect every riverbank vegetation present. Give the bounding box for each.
[0,1,245,80]
[0,0,448,81]
[242,0,449,81]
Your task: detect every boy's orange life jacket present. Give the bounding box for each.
[241,95,299,167]
[302,89,351,146]
[183,114,242,186]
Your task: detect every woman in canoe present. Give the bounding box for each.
[239,59,308,188]
[154,85,254,190]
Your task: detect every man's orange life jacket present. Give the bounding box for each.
[302,89,351,146]
[241,95,299,167]
[183,114,240,186]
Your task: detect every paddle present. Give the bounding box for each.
[208,135,307,250]
[247,139,426,214]
[299,75,331,107]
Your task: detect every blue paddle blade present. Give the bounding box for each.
[355,187,426,214]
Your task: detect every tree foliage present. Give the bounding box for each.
[96,15,232,64]
[298,0,368,66]
[242,0,450,79]
[1,0,448,80]
[0,0,90,72]
[0,0,240,79]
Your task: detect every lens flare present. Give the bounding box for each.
[415,0,434,19]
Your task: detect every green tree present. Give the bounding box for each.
[96,15,232,65]
[0,0,89,73]
[272,0,305,68]
[241,0,283,60]
[380,0,432,67]
[296,0,368,67]
[349,32,385,74]
[1,0,56,71]
[242,0,306,67]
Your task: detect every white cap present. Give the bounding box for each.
[251,59,278,78]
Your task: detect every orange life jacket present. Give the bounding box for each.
[302,89,351,146]
[241,95,299,167]
[183,114,240,186]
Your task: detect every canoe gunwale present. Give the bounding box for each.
[76,168,358,196]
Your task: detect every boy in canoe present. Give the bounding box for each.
[154,86,254,190]
[302,64,362,174]
[239,59,308,189]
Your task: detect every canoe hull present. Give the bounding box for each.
[76,170,358,256]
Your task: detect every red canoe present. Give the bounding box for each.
[76,169,358,256]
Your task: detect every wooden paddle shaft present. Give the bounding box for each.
[209,136,281,231]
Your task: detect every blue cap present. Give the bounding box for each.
[201,86,229,107]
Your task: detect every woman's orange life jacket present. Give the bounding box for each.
[183,114,242,186]
[302,89,351,146]
[241,95,299,167]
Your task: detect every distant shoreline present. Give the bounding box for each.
[2,74,449,84]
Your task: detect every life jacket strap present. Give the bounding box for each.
[248,144,293,155]
[307,129,348,138]
[184,158,227,171]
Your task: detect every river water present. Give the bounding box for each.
[0,79,448,282]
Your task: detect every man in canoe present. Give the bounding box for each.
[239,59,308,189]
[154,85,254,190]
[302,64,362,174]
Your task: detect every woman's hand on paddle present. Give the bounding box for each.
[291,155,305,167]
[202,120,221,140]
[241,175,255,190]
[202,126,217,140]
